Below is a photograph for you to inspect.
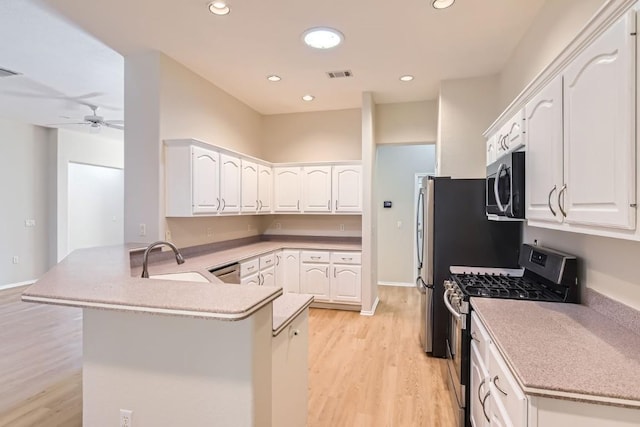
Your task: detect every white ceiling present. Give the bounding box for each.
[0,0,546,125]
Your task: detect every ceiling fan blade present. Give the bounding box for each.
[105,119,125,125]
[103,122,124,130]
[45,122,90,126]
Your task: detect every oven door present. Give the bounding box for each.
[444,288,465,427]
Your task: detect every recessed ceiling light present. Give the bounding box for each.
[208,1,230,15]
[302,27,344,49]
[267,75,281,82]
[302,95,315,102]
[399,75,414,82]
[432,0,455,9]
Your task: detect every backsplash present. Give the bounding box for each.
[584,288,640,336]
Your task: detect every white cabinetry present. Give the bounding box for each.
[333,165,362,213]
[486,135,497,166]
[300,251,331,301]
[276,250,300,293]
[219,153,241,213]
[241,253,278,286]
[241,159,259,213]
[300,250,362,304]
[495,110,524,160]
[562,12,636,230]
[274,167,302,212]
[302,166,332,212]
[258,164,272,213]
[191,146,220,215]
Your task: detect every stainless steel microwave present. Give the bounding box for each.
[486,151,525,219]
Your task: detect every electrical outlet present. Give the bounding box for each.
[165,230,171,240]
[275,222,281,230]
[120,409,133,427]
[207,227,214,237]
[247,224,254,231]
[139,223,146,237]
[24,219,36,227]
[339,224,345,232]
[12,256,19,264]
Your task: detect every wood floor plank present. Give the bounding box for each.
[0,285,454,426]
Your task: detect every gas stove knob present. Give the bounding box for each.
[444,281,453,290]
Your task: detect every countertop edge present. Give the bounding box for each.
[272,295,314,336]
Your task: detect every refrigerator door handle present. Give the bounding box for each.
[416,190,424,269]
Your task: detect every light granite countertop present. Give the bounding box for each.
[22,239,358,323]
[471,298,640,408]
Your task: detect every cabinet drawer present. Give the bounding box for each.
[488,344,527,425]
[330,252,361,265]
[471,311,491,360]
[241,258,259,277]
[260,253,275,269]
[300,251,330,263]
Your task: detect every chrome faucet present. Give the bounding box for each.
[141,241,185,278]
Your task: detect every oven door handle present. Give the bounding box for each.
[494,163,507,213]
[443,289,461,320]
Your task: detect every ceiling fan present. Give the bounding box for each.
[49,104,124,131]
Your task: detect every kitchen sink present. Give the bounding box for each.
[148,271,210,283]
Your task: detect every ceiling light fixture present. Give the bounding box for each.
[267,75,281,82]
[302,95,315,102]
[208,1,230,15]
[432,0,455,9]
[302,27,344,49]
[399,75,414,82]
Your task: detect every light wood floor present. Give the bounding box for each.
[0,285,454,426]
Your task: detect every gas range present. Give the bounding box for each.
[449,271,566,302]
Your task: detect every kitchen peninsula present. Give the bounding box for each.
[20,238,360,426]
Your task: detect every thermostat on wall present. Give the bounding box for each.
[383,201,392,208]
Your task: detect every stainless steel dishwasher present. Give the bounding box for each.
[209,263,240,284]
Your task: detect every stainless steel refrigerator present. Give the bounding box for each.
[416,177,521,357]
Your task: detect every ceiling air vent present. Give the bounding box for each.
[326,70,353,79]
[0,67,20,78]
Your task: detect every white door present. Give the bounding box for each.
[220,153,242,213]
[258,164,273,212]
[470,343,489,427]
[274,167,302,212]
[503,111,524,153]
[241,160,258,213]
[241,272,259,286]
[331,265,361,303]
[525,75,564,223]
[302,166,332,212]
[261,266,276,287]
[562,12,636,229]
[67,162,124,256]
[300,263,330,301]
[192,146,220,214]
[333,165,362,212]
[278,250,300,293]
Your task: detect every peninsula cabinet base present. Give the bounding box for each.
[529,396,640,427]
[310,301,361,311]
[82,307,273,427]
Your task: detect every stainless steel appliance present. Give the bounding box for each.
[209,262,240,283]
[444,244,579,427]
[415,177,521,356]
[486,151,525,219]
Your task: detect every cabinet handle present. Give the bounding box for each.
[248,266,255,271]
[325,267,329,278]
[265,259,272,264]
[328,200,331,210]
[558,184,567,218]
[259,200,263,210]
[259,274,263,286]
[311,256,321,260]
[493,375,508,396]
[471,331,480,343]
[216,197,220,211]
[276,255,280,266]
[297,200,300,211]
[477,378,487,405]
[290,328,300,338]
[342,257,352,261]
[547,185,557,217]
[481,390,491,422]
[256,200,259,211]
[335,200,338,210]
[221,198,226,211]
[333,267,337,278]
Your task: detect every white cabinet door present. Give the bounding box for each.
[486,135,497,166]
[274,167,302,212]
[220,153,241,213]
[192,146,220,214]
[525,75,564,223]
[504,111,524,153]
[563,12,636,229]
[331,265,361,303]
[300,263,330,301]
[258,164,273,213]
[302,166,332,212]
[241,272,259,286]
[470,342,489,427]
[277,250,300,293]
[333,165,362,213]
[241,160,259,213]
[261,266,276,287]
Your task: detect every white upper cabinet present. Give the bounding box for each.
[563,12,636,229]
[333,165,362,213]
[241,160,259,213]
[302,166,332,212]
[486,135,497,166]
[219,153,242,213]
[258,165,273,213]
[503,111,525,155]
[525,75,564,223]
[274,167,302,212]
[192,146,221,215]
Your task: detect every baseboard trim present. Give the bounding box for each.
[378,281,414,288]
[0,280,36,291]
[360,296,380,316]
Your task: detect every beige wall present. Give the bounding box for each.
[376,145,435,284]
[262,215,361,237]
[361,93,378,314]
[261,109,361,163]
[497,0,640,309]
[375,100,438,145]
[436,75,500,178]
[499,0,606,110]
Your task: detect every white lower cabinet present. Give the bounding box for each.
[300,258,331,302]
[240,272,259,286]
[470,341,490,427]
[240,254,275,286]
[300,250,362,304]
[272,310,308,427]
[276,250,300,293]
[260,265,275,287]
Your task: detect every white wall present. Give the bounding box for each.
[0,117,53,286]
[375,100,438,145]
[497,0,640,309]
[436,75,500,178]
[57,128,124,260]
[376,145,435,284]
[361,93,378,314]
